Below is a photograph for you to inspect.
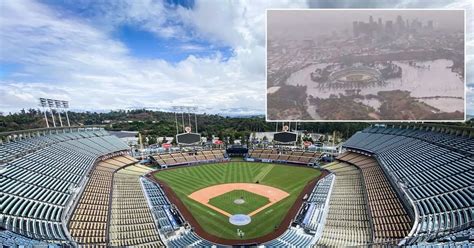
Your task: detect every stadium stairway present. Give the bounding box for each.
[301,173,335,240]
[68,155,137,247]
[317,161,372,247]
[338,152,412,244]
[108,164,163,247]
[141,178,180,236]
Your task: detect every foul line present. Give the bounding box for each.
[253,164,274,182]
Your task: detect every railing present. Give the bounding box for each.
[374,154,417,221]
[358,165,375,244]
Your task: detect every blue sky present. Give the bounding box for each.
[0,0,472,116]
[38,0,232,63]
[115,24,233,62]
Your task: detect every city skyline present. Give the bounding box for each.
[268,10,465,40]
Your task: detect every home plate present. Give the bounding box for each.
[229,214,251,226]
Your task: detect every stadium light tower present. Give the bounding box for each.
[39,98,71,128]
[39,98,49,128]
[54,100,63,127]
[172,106,180,135]
[62,101,71,127]
[192,106,198,133]
[172,105,199,134]
[47,99,56,127]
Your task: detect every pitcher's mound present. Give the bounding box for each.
[229,214,251,226]
[234,199,245,204]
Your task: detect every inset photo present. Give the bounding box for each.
[266,9,465,121]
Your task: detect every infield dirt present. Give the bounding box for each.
[188,183,289,217]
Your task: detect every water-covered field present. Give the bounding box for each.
[285,59,464,113]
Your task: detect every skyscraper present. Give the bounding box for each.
[353,21,359,37]
[427,20,433,30]
[386,20,393,33]
[396,15,404,32]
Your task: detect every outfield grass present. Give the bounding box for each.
[154,161,320,240]
[208,189,270,215]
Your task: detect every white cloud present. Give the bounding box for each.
[0,0,307,114]
[179,44,207,51]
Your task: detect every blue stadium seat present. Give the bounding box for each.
[1,128,130,243]
[343,126,473,244]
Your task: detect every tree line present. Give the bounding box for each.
[3,109,470,143]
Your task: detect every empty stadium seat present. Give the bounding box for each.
[263,227,315,247]
[317,162,372,246]
[1,128,130,243]
[153,150,226,166]
[108,165,163,247]
[68,156,133,246]
[343,126,473,244]
[338,152,412,243]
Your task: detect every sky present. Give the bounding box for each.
[0,0,473,116]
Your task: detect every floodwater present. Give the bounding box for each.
[284,59,464,113]
[354,98,382,110]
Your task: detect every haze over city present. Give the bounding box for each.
[268,10,465,40]
[267,9,465,120]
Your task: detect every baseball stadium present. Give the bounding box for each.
[1,1,472,247]
[311,65,386,90]
[1,120,472,247]
[328,66,382,85]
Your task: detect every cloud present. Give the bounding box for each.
[179,44,207,51]
[0,0,297,114]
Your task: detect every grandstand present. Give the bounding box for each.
[0,124,472,247]
[342,124,473,245]
[1,127,129,244]
[337,152,412,243]
[108,164,163,247]
[0,127,164,247]
[263,227,315,247]
[0,230,55,247]
[68,156,137,246]
[141,177,182,235]
[317,161,372,246]
[247,149,319,164]
[152,150,226,167]
[299,173,334,234]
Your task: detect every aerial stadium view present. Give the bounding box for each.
[0,1,473,248]
[267,9,466,121]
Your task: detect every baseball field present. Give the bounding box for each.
[154,161,321,241]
